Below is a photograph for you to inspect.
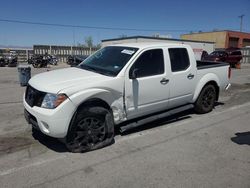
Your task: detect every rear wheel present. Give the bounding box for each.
[66,106,114,153]
[194,84,216,114]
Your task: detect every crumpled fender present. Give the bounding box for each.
[68,88,126,124]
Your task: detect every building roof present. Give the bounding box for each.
[107,42,191,49]
[102,35,214,44]
[0,45,32,50]
[181,30,250,36]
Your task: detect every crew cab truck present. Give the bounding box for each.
[23,43,231,152]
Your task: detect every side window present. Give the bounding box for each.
[130,49,164,78]
[231,51,241,55]
[169,48,190,72]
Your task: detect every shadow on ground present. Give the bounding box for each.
[231,132,250,146]
[215,101,225,106]
[117,102,225,136]
[30,103,225,152]
[32,129,68,152]
[116,109,195,136]
[32,109,196,153]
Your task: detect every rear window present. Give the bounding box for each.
[210,51,227,56]
[230,51,242,55]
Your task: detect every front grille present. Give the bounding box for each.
[25,85,46,107]
[24,109,39,129]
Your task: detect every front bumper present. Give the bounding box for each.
[23,95,76,138]
[24,109,39,130]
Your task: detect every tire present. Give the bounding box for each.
[66,106,114,153]
[194,84,216,114]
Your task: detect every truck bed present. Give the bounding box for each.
[196,61,229,70]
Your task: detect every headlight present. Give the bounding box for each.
[41,93,68,109]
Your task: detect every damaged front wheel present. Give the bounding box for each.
[66,106,114,153]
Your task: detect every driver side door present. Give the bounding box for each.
[124,48,170,119]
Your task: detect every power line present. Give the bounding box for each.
[0,18,189,32]
[1,18,247,34]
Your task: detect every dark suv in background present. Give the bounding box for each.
[202,48,242,67]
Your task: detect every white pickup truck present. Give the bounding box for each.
[23,43,231,152]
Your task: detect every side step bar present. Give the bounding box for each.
[120,104,194,133]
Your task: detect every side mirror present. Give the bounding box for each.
[130,68,139,79]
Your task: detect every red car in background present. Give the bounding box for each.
[202,48,242,67]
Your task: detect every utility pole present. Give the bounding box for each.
[238,14,245,32]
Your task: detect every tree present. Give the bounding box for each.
[77,42,84,47]
[95,43,102,49]
[78,36,101,49]
[85,36,93,48]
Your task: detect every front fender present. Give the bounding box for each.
[68,88,126,124]
[69,88,116,106]
[192,73,219,102]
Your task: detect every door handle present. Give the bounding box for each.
[187,74,194,79]
[160,78,169,85]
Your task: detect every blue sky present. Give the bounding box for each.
[0,0,249,46]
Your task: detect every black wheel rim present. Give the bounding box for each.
[70,117,106,149]
[201,88,215,109]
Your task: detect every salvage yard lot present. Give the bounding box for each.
[0,64,250,188]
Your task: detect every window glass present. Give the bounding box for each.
[231,51,241,55]
[130,49,164,78]
[79,46,138,76]
[169,48,190,72]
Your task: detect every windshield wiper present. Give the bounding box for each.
[79,64,97,72]
[96,70,114,77]
[79,64,114,77]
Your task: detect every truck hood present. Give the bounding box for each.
[29,67,112,94]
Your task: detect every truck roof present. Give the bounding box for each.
[109,42,190,49]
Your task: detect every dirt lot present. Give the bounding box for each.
[0,64,249,188]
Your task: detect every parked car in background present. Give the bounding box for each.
[225,48,243,67]
[202,48,242,67]
[67,55,88,66]
[6,55,18,67]
[0,54,18,67]
[28,54,58,68]
[28,55,48,68]
[0,56,5,67]
[202,50,228,62]
[47,55,58,65]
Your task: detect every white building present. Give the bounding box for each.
[102,36,215,60]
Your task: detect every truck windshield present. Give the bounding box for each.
[78,46,138,76]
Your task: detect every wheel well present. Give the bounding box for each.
[77,98,111,112]
[204,81,219,101]
[66,98,112,138]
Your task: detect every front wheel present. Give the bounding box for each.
[66,106,114,153]
[194,84,216,114]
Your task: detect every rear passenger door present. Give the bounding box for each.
[167,47,197,108]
